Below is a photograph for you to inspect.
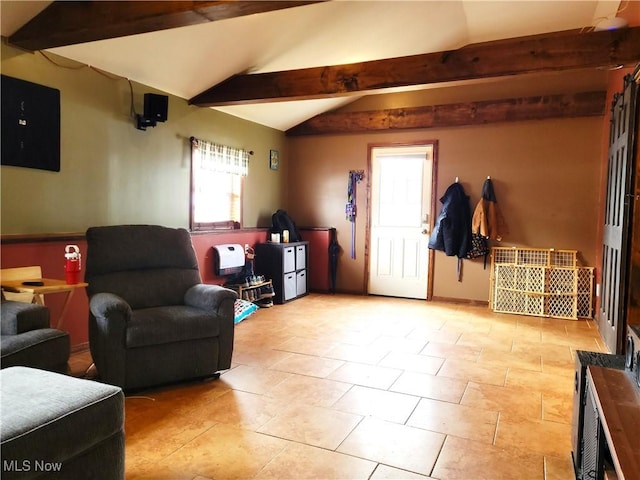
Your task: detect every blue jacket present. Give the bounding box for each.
[428,182,472,258]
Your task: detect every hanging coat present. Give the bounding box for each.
[429,182,472,258]
[472,178,508,241]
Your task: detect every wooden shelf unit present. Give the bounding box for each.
[225,279,274,303]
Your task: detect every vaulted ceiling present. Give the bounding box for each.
[1,1,638,133]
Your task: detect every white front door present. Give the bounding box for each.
[368,144,434,299]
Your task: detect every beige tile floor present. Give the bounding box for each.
[69,293,608,479]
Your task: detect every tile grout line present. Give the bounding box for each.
[492,411,502,446]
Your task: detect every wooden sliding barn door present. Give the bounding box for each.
[598,73,639,354]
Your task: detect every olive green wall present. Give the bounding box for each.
[1,42,286,235]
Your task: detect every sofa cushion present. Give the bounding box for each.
[1,328,70,372]
[0,367,124,476]
[87,268,200,310]
[86,224,199,273]
[1,302,49,335]
[85,225,202,309]
[126,305,221,348]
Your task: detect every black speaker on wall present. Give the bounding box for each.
[144,93,168,122]
[136,93,168,131]
[1,75,61,172]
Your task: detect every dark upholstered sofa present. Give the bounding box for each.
[1,301,70,372]
[85,224,237,390]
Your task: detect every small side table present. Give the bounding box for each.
[1,278,88,329]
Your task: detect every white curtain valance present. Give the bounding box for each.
[190,137,249,176]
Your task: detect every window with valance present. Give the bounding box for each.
[190,137,250,231]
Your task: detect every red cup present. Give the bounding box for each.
[64,245,81,285]
[65,258,81,285]
[65,270,80,285]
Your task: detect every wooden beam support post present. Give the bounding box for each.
[9,1,324,51]
[190,27,640,106]
[286,91,607,136]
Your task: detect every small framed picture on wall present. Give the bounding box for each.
[269,149,279,170]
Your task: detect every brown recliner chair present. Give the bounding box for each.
[85,224,237,390]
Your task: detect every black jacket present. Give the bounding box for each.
[428,182,472,258]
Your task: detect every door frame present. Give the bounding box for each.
[364,140,439,300]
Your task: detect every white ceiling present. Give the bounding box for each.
[0,1,624,131]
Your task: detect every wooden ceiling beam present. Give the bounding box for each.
[191,27,640,106]
[285,91,606,136]
[8,1,323,51]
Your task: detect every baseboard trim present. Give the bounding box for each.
[326,291,489,306]
[431,296,489,307]
[71,341,89,353]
